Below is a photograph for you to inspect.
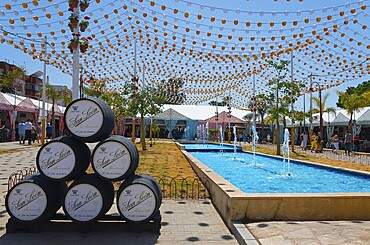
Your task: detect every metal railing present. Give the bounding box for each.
[7,168,210,200]
[7,167,38,192]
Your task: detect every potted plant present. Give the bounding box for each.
[68,43,73,53]
[68,0,79,9]
[79,38,89,53]
[69,35,79,51]
[80,0,90,12]
[68,14,79,28]
[79,16,90,32]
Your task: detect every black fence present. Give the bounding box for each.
[8,168,210,200]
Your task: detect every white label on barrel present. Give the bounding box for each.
[118,184,156,222]
[65,184,103,222]
[65,100,103,137]
[38,142,75,179]
[93,141,131,179]
[7,183,47,221]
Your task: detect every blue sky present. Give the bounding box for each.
[0,0,369,111]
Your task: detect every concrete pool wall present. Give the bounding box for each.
[176,142,370,230]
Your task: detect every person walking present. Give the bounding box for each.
[310,133,318,153]
[18,121,25,144]
[332,135,339,154]
[266,134,271,144]
[46,123,52,142]
[300,131,308,151]
[344,130,352,156]
[353,134,360,152]
[24,119,32,145]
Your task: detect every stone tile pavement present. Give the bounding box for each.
[0,143,238,244]
[247,220,370,245]
[1,142,370,244]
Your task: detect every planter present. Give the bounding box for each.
[79,24,88,32]
[80,3,89,12]
[69,19,78,28]
[69,0,78,8]
[71,41,79,50]
[80,44,88,53]
[68,23,74,32]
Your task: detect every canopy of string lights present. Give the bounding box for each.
[0,0,368,108]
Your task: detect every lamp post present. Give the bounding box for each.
[227,104,231,143]
[309,81,323,139]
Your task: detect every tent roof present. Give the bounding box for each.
[3,92,66,114]
[205,111,245,123]
[162,104,248,121]
[0,92,12,110]
[357,109,370,125]
[330,112,350,125]
[154,108,191,120]
[16,97,38,113]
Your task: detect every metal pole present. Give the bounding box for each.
[303,89,306,132]
[319,85,323,141]
[131,39,137,143]
[290,50,295,151]
[72,2,80,100]
[309,74,313,135]
[41,37,47,144]
[252,73,256,129]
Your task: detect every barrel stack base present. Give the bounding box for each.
[6,211,162,234]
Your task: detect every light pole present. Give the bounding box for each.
[309,81,323,139]
[227,104,231,143]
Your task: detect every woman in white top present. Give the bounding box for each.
[300,131,308,151]
[332,135,339,154]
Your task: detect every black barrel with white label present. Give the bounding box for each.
[5,174,67,223]
[92,135,139,181]
[36,136,91,181]
[63,174,114,223]
[117,174,162,223]
[64,97,114,143]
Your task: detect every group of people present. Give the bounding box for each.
[299,131,323,153]
[18,120,53,145]
[300,130,361,156]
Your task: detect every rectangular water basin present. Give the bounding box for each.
[176,142,370,229]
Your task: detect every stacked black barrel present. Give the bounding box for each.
[6,97,162,225]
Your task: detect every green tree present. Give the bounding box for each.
[154,78,186,104]
[100,90,130,136]
[208,100,227,106]
[266,60,290,155]
[45,83,71,138]
[312,93,336,138]
[0,66,27,93]
[247,94,269,140]
[337,80,370,108]
[337,90,370,130]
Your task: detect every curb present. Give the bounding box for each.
[232,221,260,245]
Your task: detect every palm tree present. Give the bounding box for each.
[45,84,71,138]
[337,91,370,131]
[0,66,27,93]
[312,93,336,139]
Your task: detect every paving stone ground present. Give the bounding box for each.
[247,220,370,245]
[0,143,237,245]
[1,142,370,244]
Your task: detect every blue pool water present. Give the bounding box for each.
[184,143,242,152]
[188,151,370,193]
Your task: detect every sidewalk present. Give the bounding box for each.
[1,141,370,244]
[0,142,239,244]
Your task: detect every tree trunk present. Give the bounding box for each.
[276,87,281,155]
[131,117,135,143]
[140,113,146,151]
[52,100,56,139]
